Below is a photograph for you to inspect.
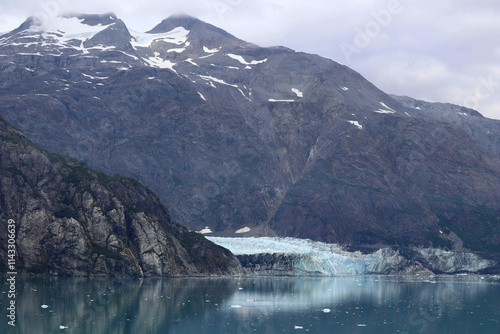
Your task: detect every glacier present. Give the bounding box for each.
[207,237,496,276]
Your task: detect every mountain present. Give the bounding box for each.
[392,95,500,158]
[0,13,499,253]
[0,116,241,276]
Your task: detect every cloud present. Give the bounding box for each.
[0,0,499,119]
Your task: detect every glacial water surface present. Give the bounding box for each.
[1,275,499,333]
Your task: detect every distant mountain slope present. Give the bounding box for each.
[0,13,499,253]
[0,116,241,276]
[392,95,500,158]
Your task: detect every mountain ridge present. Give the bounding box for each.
[0,13,499,253]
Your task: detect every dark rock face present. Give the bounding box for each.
[0,117,241,276]
[392,95,500,158]
[237,254,298,276]
[0,14,499,254]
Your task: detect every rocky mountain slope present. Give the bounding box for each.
[0,116,241,276]
[392,95,500,158]
[0,13,499,253]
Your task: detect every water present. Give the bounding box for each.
[1,275,499,333]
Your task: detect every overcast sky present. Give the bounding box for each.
[1,0,499,120]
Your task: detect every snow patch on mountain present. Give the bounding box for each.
[226,54,267,65]
[269,99,294,102]
[198,227,213,234]
[203,46,220,53]
[131,27,189,48]
[198,74,238,88]
[30,17,114,42]
[81,73,109,80]
[348,120,363,129]
[185,58,199,66]
[144,56,176,71]
[375,102,396,114]
[0,16,115,53]
[235,227,251,234]
[292,88,303,98]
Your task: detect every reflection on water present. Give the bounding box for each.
[1,276,499,333]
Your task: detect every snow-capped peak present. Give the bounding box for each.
[27,16,114,42]
[131,26,189,48]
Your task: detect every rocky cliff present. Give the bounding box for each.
[0,13,499,253]
[0,116,241,276]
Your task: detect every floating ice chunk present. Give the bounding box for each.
[322,308,331,313]
[348,121,362,129]
[41,305,49,309]
[227,54,267,65]
[59,326,69,329]
[357,324,367,327]
[294,326,304,329]
[235,227,251,234]
[231,305,242,308]
[292,88,303,98]
[341,87,349,91]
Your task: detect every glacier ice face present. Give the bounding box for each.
[207,237,496,276]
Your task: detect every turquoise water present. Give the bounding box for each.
[1,275,499,333]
